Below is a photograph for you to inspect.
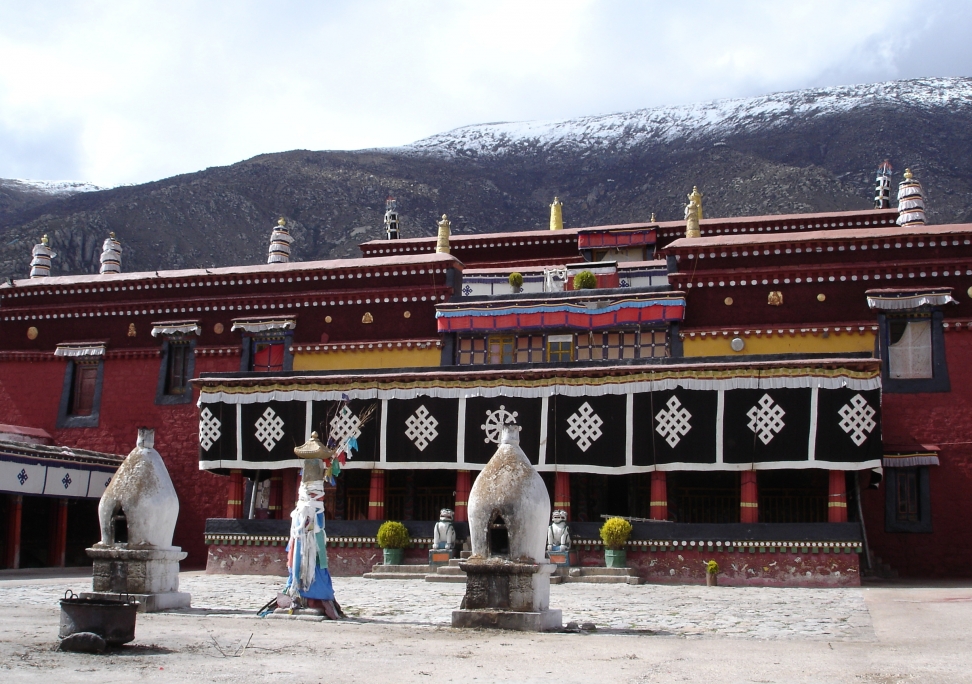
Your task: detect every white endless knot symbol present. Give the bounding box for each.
[199,407,222,452]
[405,405,439,451]
[254,407,285,451]
[566,402,604,452]
[746,394,786,445]
[655,396,693,448]
[838,394,877,446]
[481,405,519,444]
[330,405,362,445]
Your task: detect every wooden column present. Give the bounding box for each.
[226,469,244,518]
[268,473,283,520]
[553,471,571,520]
[740,471,759,523]
[367,469,386,521]
[649,471,668,520]
[48,498,68,567]
[828,470,848,523]
[454,470,471,522]
[4,495,22,569]
[281,468,298,516]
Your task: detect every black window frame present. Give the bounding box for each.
[56,358,105,428]
[239,332,294,373]
[884,466,933,533]
[878,310,950,393]
[155,337,197,405]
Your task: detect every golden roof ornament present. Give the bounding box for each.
[549,197,564,231]
[293,431,334,460]
[684,186,703,239]
[896,168,926,227]
[435,214,451,254]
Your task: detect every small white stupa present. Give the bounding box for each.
[896,168,926,226]
[268,218,294,263]
[99,233,122,274]
[29,235,56,278]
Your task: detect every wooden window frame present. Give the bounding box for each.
[884,466,933,533]
[57,359,105,428]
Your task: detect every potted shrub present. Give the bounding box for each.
[508,272,524,293]
[573,270,597,290]
[599,517,632,568]
[705,559,719,587]
[377,521,410,566]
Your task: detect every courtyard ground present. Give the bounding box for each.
[1,569,970,682]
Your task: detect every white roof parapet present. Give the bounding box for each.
[866,293,957,310]
[54,342,107,358]
[230,316,297,333]
[151,320,202,337]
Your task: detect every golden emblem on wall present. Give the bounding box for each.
[361,312,374,324]
[214,322,225,334]
[767,291,783,306]
[817,293,826,302]
[403,311,411,319]
[325,316,333,323]
[26,326,38,340]
[724,297,733,306]
[127,323,137,337]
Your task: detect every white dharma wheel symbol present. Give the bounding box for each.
[481,405,519,444]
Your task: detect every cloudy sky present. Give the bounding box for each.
[2,1,970,187]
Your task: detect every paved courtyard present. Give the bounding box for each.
[1,570,971,682]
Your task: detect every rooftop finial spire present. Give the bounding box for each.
[436,214,451,254]
[875,160,893,209]
[268,217,293,264]
[549,196,563,231]
[99,232,122,274]
[29,235,56,278]
[684,187,703,238]
[384,197,400,240]
[896,168,926,227]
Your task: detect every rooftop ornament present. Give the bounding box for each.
[549,196,564,231]
[685,187,703,238]
[436,214,451,254]
[29,235,55,278]
[268,217,294,264]
[896,169,926,227]
[99,232,122,275]
[875,160,893,209]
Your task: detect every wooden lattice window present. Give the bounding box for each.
[547,334,573,363]
[165,342,192,395]
[457,337,487,365]
[488,335,515,365]
[639,329,669,358]
[69,363,98,416]
[516,335,545,363]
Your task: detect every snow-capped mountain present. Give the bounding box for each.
[1,179,104,195]
[405,77,972,157]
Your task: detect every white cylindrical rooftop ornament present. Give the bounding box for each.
[435,214,451,254]
[99,232,122,274]
[384,197,401,240]
[896,168,926,226]
[268,217,294,264]
[29,235,56,278]
[874,160,893,209]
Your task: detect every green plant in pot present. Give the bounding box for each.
[377,521,410,566]
[599,517,632,568]
[705,559,719,587]
[508,271,524,293]
[573,270,597,290]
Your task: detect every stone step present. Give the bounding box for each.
[460,551,473,559]
[434,566,466,576]
[369,564,431,574]
[363,571,430,580]
[448,558,464,567]
[571,567,639,576]
[424,574,467,583]
[563,575,640,585]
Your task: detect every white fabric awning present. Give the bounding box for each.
[54,343,106,358]
[151,320,201,337]
[230,317,296,333]
[867,292,957,310]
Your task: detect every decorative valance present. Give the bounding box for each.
[866,288,957,311]
[151,320,201,337]
[578,228,656,250]
[197,364,883,473]
[54,342,106,358]
[883,444,940,468]
[230,316,296,333]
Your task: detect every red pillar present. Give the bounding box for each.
[48,498,68,567]
[4,495,22,569]
[553,472,571,520]
[281,468,298,515]
[226,469,244,518]
[367,469,386,521]
[828,470,848,523]
[740,471,759,523]
[455,470,471,522]
[268,473,284,519]
[650,471,668,520]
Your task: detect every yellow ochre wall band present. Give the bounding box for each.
[294,347,441,371]
[683,331,875,357]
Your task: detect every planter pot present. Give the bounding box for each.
[383,548,404,565]
[59,592,137,645]
[604,548,627,568]
[706,573,718,587]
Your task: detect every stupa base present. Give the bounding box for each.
[452,608,562,632]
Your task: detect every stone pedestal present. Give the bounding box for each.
[82,545,191,613]
[452,558,561,632]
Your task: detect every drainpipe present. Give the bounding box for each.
[854,472,873,573]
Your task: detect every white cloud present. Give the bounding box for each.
[0,0,968,186]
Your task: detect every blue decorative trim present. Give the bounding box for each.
[436,297,686,319]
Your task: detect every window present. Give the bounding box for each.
[547,335,573,362]
[252,340,285,372]
[639,329,669,358]
[576,329,667,361]
[70,363,98,416]
[165,342,192,395]
[888,319,932,379]
[487,335,515,365]
[457,337,487,365]
[884,466,932,533]
[516,335,545,363]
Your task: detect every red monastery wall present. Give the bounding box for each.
[0,353,236,567]
[863,330,972,577]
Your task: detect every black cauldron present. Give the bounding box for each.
[59,591,138,645]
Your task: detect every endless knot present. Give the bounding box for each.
[62,473,72,489]
[254,407,285,451]
[330,405,362,446]
[199,407,222,452]
[838,394,877,446]
[566,402,604,452]
[405,405,439,451]
[462,284,473,296]
[655,396,692,448]
[746,394,786,445]
[17,468,28,485]
[481,405,519,444]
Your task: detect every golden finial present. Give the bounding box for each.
[278,217,286,226]
[109,232,116,239]
[650,213,656,223]
[436,214,451,254]
[688,186,703,220]
[903,168,913,180]
[41,235,49,246]
[549,197,564,231]
[684,188,703,239]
